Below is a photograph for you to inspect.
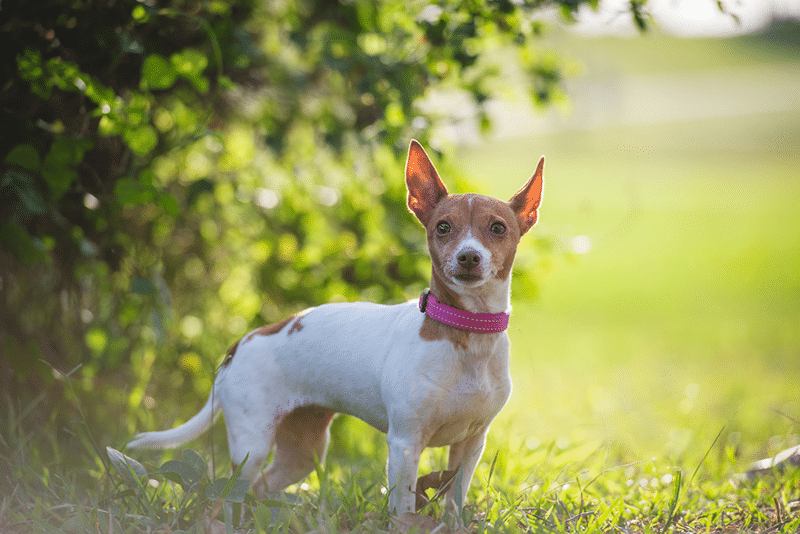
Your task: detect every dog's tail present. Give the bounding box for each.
[126,389,220,450]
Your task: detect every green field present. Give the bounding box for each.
[465,112,800,464]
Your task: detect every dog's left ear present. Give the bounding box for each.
[406,140,448,226]
[509,156,544,236]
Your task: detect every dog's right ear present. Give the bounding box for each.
[406,140,448,226]
[509,156,544,236]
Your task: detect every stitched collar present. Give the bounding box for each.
[418,289,510,333]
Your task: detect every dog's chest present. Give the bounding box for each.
[423,342,512,447]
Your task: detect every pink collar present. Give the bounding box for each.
[418,289,510,333]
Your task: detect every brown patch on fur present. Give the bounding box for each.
[287,315,304,335]
[222,338,241,367]
[419,315,470,351]
[246,314,297,342]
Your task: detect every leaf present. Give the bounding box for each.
[157,192,179,217]
[42,138,79,198]
[114,177,154,205]
[182,449,208,479]
[141,54,176,90]
[171,49,209,93]
[205,453,250,503]
[107,446,148,488]
[98,114,123,136]
[123,124,158,155]
[206,477,249,503]
[0,222,47,264]
[2,170,47,215]
[155,459,201,490]
[5,144,41,172]
[253,502,272,530]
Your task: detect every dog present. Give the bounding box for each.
[128,140,544,518]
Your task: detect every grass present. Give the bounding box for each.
[3,415,798,532]
[3,32,800,534]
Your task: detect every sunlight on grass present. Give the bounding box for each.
[460,110,800,471]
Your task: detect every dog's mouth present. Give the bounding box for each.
[454,273,483,284]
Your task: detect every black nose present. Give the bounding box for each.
[457,250,481,270]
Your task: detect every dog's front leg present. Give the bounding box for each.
[386,429,425,514]
[444,427,490,520]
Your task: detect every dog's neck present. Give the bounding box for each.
[427,272,512,316]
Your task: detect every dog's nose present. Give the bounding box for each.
[457,250,481,270]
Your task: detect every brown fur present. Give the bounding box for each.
[246,314,298,342]
[419,315,470,351]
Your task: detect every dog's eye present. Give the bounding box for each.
[490,222,507,236]
[436,221,451,235]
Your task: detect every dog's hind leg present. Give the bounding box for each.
[257,406,335,494]
[225,415,276,500]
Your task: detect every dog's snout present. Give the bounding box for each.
[457,249,481,270]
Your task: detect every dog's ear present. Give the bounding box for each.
[406,140,448,226]
[509,156,544,236]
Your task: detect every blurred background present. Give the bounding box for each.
[464,3,800,463]
[0,0,798,495]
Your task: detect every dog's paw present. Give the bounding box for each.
[392,512,445,534]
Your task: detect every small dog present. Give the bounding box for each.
[128,140,544,517]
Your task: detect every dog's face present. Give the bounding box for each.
[405,140,544,292]
[425,194,523,289]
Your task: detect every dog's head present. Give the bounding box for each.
[405,140,544,291]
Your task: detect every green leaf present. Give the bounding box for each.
[206,477,249,503]
[0,222,47,264]
[2,170,47,215]
[114,177,154,204]
[157,193,179,217]
[171,49,209,93]
[81,77,117,110]
[182,449,208,479]
[17,49,50,99]
[141,54,176,90]
[254,502,272,530]
[106,446,148,487]
[40,137,93,199]
[123,124,158,155]
[131,4,149,22]
[155,459,201,489]
[5,144,41,172]
[85,327,108,354]
[98,114,123,136]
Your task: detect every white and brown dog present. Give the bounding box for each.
[128,140,544,517]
